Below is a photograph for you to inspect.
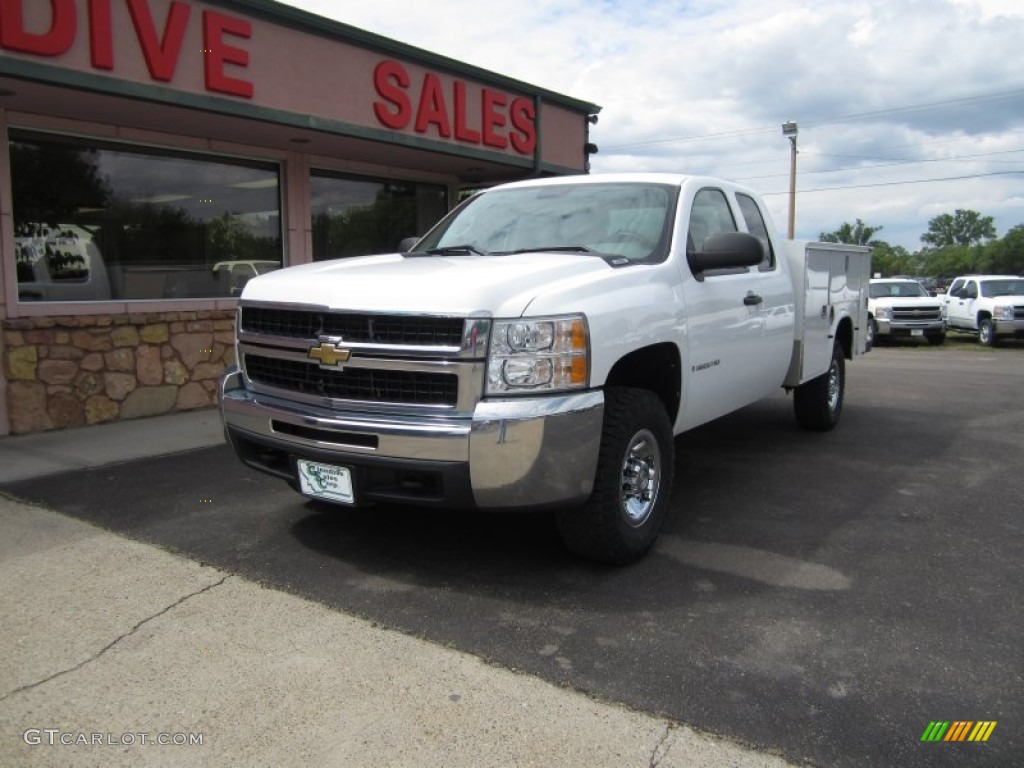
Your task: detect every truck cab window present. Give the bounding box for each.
[736,193,775,269]
[688,188,744,277]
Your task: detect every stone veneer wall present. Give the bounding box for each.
[3,310,235,435]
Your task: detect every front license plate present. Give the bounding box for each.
[911,329,924,336]
[297,460,354,504]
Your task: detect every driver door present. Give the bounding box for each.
[679,188,785,430]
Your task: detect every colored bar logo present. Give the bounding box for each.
[921,721,997,742]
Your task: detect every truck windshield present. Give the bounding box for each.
[869,282,929,298]
[414,182,678,263]
[980,279,1024,297]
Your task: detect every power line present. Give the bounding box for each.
[812,149,1024,165]
[702,129,1024,173]
[603,87,1024,150]
[805,88,1024,128]
[759,170,1024,197]
[736,148,1024,183]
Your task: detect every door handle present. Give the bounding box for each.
[743,293,763,306]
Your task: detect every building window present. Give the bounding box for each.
[310,172,447,261]
[10,131,282,302]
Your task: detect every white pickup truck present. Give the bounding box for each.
[220,173,870,563]
[866,278,945,346]
[941,274,1024,346]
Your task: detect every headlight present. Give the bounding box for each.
[993,305,1013,321]
[487,315,589,394]
[874,306,891,320]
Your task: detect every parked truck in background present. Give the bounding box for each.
[941,274,1024,346]
[867,277,945,346]
[220,173,871,564]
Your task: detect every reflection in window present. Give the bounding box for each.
[416,182,677,263]
[10,131,282,302]
[688,188,737,252]
[311,172,447,261]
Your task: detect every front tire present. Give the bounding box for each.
[978,318,997,346]
[794,343,845,432]
[556,388,674,565]
[927,332,946,346]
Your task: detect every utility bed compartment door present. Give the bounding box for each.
[800,249,833,378]
[785,242,871,387]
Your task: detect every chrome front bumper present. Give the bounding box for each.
[993,318,1024,336]
[220,367,604,510]
[875,318,945,336]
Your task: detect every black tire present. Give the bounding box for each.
[978,318,997,346]
[927,332,946,346]
[556,387,674,565]
[794,343,845,432]
[865,317,876,350]
[870,318,887,347]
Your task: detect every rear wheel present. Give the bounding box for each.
[794,343,845,432]
[556,388,674,565]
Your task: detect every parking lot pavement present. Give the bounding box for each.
[0,423,793,767]
[2,345,1021,767]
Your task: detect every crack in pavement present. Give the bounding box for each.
[0,575,231,703]
[649,721,676,767]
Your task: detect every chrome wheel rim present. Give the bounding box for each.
[827,360,841,413]
[620,429,661,527]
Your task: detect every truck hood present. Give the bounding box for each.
[981,293,1024,303]
[240,252,614,317]
[869,295,941,307]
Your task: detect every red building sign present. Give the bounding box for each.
[0,0,253,97]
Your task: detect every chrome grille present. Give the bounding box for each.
[891,305,941,321]
[245,354,458,406]
[241,307,465,346]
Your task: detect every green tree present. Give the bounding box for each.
[819,219,884,245]
[983,224,1024,274]
[919,244,980,277]
[869,242,916,276]
[920,209,996,248]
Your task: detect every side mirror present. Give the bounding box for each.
[687,232,764,281]
[398,236,420,252]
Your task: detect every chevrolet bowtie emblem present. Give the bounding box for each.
[308,342,350,366]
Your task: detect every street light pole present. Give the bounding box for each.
[782,121,798,239]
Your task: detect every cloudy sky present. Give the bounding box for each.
[280,0,1023,251]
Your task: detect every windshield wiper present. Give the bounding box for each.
[425,244,486,256]
[494,246,596,255]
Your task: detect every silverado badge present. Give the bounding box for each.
[308,342,350,366]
